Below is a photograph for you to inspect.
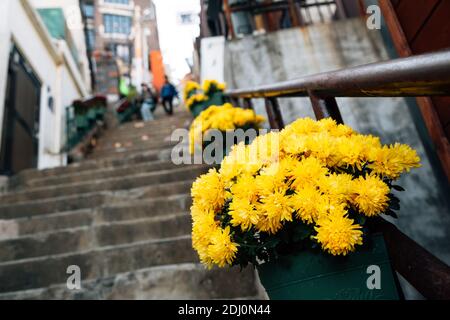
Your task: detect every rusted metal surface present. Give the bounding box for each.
[264,98,279,130]
[371,218,450,300]
[223,0,236,39]
[243,97,253,110]
[269,97,285,129]
[227,50,450,98]
[308,91,343,124]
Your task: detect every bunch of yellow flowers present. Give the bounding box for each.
[189,103,266,154]
[202,79,226,96]
[191,117,421,268]
[185,93,208,110]
[183,80,201,102]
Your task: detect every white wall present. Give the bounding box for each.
[0,0,89,170]
[200,36,225,83]
[31,0,92,90]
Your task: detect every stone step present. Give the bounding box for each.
[0,263,258,300]
[9,150,169,188]
[115,116,192,132]
[21,161,193,189]
[0,193,106,219]
[98,195,191,223]
[0,176,193,207]
[94,135,177,152]
[0,212,191,262]
[82,146,176,161]
[0,166,205,205]
[0,235,196,293]
[87,141,178,160]
[0,192,192,237]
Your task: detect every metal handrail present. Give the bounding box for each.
[225,49,450,299]
[227,49,450,98]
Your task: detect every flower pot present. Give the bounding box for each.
[206,91,225,106]
[189,93,225,118]
[190,102,210,118]
[257,233,402,300]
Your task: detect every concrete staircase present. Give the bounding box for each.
[0,108,261,300]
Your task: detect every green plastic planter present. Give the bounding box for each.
[206,91,225,106]
[190,102,210,118]
[189,92,226,118]
[257,233,402,300]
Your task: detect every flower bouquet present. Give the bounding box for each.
[202,79,226,106]
[189,103,265,157]
[184,80,227,118]
[190,118,420,299]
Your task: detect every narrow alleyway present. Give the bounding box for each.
[0,106,260,299]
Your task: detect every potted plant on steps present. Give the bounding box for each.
[190,117,421,300]
[184,80,227,118]
[188,103,266,159]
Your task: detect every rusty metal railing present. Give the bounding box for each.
[226,49,450,299]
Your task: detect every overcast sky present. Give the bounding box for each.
[153,0,201,82]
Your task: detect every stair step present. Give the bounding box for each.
[0,192,192,237]
[0,166,206,205]
[0,212,191,262]
[0,235,196,293]
[0,193,106,219]
[0,263,258,300]
[21,161,193,189]
[94,136,177,152]
[87,141,178,160]
[9,150,171,187]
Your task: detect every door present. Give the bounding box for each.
[0,46,41,176]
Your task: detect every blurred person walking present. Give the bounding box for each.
[139,83,157,121]
[160,76,178,116]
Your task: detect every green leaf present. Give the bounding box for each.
[385,209,398,219]
[392,185,405,192]
[389,201,400,210]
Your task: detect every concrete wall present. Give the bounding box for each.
[0,0,89,170]
[222,18,450,296]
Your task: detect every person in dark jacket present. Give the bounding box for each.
[160,76,178,116]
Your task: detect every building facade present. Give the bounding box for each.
[82,0,162,96]
[0,0,91,175]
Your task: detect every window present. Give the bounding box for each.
[103,14,132,35]
[178,12,198,25]
[82,4,95,18]
[87,30,96,50]
[104,0,130,4]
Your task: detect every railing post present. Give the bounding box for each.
[265,97,284,130]
[243,98,253,110]
[308,91,344,124]
[287,0,300,27]
[223,0,236,40]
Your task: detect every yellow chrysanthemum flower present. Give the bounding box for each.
[207,227,239,267]
[185,93,207,110]
[191,169,226,212]
[291,184,329,224]
[183,80,200,101]
[318,173,354,203]
[188,104,265,153]
[256,188,293,234]
[289,156,329,190]
[313,212,363,256]
[368,143,421,179]
[202,79,226,95]
[351,174,390,217]
[229,197,259,231]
